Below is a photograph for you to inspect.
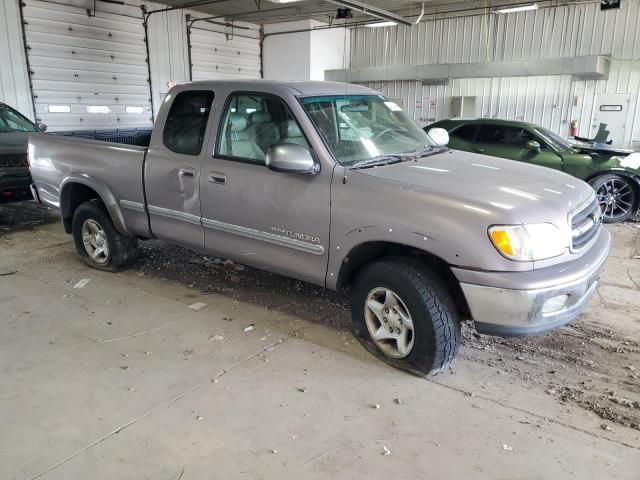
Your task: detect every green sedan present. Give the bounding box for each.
[427,118,640,223]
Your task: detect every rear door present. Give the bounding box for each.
[144,89,215,250]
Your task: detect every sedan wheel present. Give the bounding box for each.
[591,174,637,223]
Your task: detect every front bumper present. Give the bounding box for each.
[0,168,33,203]
[453,228,611,336]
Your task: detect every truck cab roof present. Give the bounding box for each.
[178,79,376,97]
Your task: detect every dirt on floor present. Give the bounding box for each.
[3,201,639,434]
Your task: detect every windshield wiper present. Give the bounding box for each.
[350,155,404,169]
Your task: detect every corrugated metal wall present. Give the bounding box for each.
[0,0,34,120]
[350,0,640,148]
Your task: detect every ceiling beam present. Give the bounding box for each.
[324,0,413,26]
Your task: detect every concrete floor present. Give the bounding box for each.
[1,203,639,479]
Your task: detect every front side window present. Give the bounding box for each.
[301,95,433,166]
[217,93,310,165]
[477,125,535,148]
[163,90,214,156]
[0,106,38,133]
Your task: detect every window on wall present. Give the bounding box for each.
[163,90,214,156]
[217,93,309,165]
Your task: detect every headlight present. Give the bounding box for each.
[488,223,566,261]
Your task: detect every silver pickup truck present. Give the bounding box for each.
[29,80,610,375]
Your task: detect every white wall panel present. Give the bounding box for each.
[0,0,33,120]
[350,0,640,148]
[22,0,153,131]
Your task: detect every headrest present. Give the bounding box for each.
[250,111,271,124]
[229,113,247,132]
[286,120,303,138]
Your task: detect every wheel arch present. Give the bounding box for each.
[60,175,129,236]
[336,241,471,320]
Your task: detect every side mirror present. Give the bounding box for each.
[525,140,541,151]
[427,127,449,146]
[37,123,47,132]
[266,143,319,175]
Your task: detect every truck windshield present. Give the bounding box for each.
[300,95,433,166]
[0,105,39,133]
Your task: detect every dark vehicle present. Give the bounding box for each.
[428,118,640,223]
[0,102,46,203]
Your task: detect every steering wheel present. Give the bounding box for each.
[371,127,395,140]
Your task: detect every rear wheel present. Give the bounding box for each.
[351,259,461,376]
[590,174,637,223]
[72,199,138,271]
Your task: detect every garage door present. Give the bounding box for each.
[189,20,261,81]
[22,0,152,131]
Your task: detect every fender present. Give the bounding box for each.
[326,225,448,290]
[60,173,130,236]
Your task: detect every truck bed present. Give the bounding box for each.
[29,133,149,236]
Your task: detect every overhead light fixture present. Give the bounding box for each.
[495,3,539,13]
[267,0,303,3]
[365,21,397,27]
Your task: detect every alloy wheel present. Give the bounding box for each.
[81,219,110,264]
[596,177,634,221]
[364,287,415,358]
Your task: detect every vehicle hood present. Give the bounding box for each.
[355,149,594,224]
[0,132,30,155]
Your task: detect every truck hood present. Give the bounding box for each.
[0,132,30,155]
[355,149,594,223]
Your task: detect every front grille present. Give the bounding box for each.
[571,197,601,251]
[0,153,28,168]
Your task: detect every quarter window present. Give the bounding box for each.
[163,90,214,156]
[217,93,310,165]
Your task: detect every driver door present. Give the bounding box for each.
[199,91,331,286]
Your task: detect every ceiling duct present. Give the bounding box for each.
[324,0,413,25]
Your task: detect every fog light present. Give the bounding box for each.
[542,294,570,314]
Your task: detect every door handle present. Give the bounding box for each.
[208,172,227,185]
[179,168,195,179]
[474,148,485,153]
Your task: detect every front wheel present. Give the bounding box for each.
[590,174,637,223]
[351,259,461,376]
[72,199,139,271]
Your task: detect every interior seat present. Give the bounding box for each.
[247,111,279,152]
[229,113,264,161]
[281,120,308,147]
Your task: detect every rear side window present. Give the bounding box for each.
[450,123,478,142]
[163,90,214,155]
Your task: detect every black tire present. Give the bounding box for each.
[589,174,637,223]
[351,259,461,376]
[72,199,138,272]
